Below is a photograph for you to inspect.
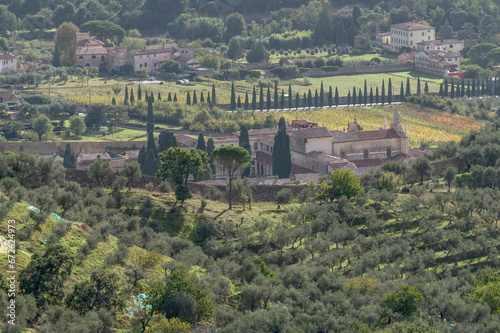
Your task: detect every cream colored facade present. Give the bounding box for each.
[390,22,435,51]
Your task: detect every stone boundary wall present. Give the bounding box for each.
[0,141,147,155]
[65,169,306,202]
[405,156,467,182]
[298,63,415,78]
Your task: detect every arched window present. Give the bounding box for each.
[91,55,96,59]
[85,63,90,67]
[79,56,84,59]
[101,55,105,62]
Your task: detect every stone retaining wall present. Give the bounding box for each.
[0,141,147,155]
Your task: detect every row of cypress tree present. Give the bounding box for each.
[438,78,500,98]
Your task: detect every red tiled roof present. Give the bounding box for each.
[0,91,19,103]
[331,129,400,143]
[75,38,105,47]
[0,51,16,61]
[130,46,175,56]
[247,128,279,136]
[176,134,197,148]
[377,32,392,36]
[298,126,331,138]
[390,22,435,30]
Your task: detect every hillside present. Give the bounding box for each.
[2,120,500,331]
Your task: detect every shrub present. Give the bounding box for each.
[158,181,172,193]
[275,188,293,205]
[207,185,224,200]
[145,182,154,192]
[250,70,261,78]
[320,66,339,72]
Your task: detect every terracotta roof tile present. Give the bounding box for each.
[390,22,435,30]
[0,51,16,61]
[176,134,197,148]
[0,91,19,103]
[331,129,400,142]
[131,46,175,56]
[298,126,331,138]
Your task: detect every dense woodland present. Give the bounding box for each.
[2,118,500,331]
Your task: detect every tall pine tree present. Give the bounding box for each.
[138,84,142,100]
[230,82,236,110]
[363,79,368,105]
[147,98,154,133]
[252,86,257,110]
[196,133,206,151]
[239,125,252,178]
[272,117,291,179]
[405,76,411,96]
[388,79,392,104]
[124,85,129,105]
[63,143,76,168]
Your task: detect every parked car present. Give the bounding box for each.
[147,76,156,81]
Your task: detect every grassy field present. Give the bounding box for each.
[33,70,444,107]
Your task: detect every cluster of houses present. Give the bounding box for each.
[75,32,206,75]
[376,22,465,78]
[58,109,413,184]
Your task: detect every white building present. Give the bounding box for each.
[389,22,436,52]
[0,51,17,72]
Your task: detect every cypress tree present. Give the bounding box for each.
[267,87,271,111]
[207,92,211,105]
[281,90,285,110]
[328,86,333,107]
[472,80,476,96]
[363,79,368,105]
[230,82,236,110]
[388,78,392,104]
[159,130,176,152]
[450,81,455,99]
[186,92,191,105]
[259,86,264,111]
[320,81,324,107]
[245,92,249,110]
[142,149,160,176]
[481,81,486,95]
[444,80,448,97]
[168,92,172,102]
[461,80,465,97]
[146,131,158,160]
[174,93,177,102]
[239,125,252,178]
[207,138,216,176]
[439,83,443,97]
[400,82,404,101]
[358,88,362,105]
[130,88,135,104]
[424,82,429,94]
[252,86,257,110]
[112,97,116,105]
[124,85,129,105]
[157,92,161,101]
[193,91,197,105]
[381,80,385,105]
[347,91,351,106]
[200,91,205,103]
[63,143,76,168]
[288,84,292,109]
[146,98,154,133]
[138,146,146,167]
[237,95,242,109]
[335,87,339,107]
[138,84,142,100]
[196,133,206,151]
[274,81,279,109]
[314,90,319,108]
[52,43,61,67]
[352,87,356,105]
[375,86,379,104]
[307,89,312,108]
[369,87,373,104]
[150,92,154,103]
[272,117,291,179]
[303,92,307,108]
[417,77,421,96]
[295,92,300,109]
[405,76,411,96]
[212,84,217,105]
